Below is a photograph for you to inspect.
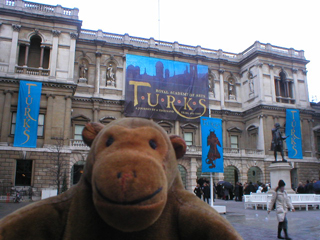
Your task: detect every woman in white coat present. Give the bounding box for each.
[268,180,295,239]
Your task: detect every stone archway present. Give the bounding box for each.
[224,165,240,186]
[178,164,187,189]
[247,166,263,184]
[71,160,85,185]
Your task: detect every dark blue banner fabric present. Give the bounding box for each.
[14,81,42,148]
[124,54,209,121]
[201,117,224,173]
[285,109,303,159]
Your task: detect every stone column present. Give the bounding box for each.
[39,45,45,68]
[174,120,180,135]
[268,64,276,102]
[222,119,227,149]
[257,63,264,102]
[302,70,309,104]
[308,119,315,157]
[50,30,61,78]
[94,52,102,96]
[292,68,300,105]
[93,101,100,122]
[0,90,14,144]
[63,96,72,145]
[68,32,78,80]
[44,94,55,145]
[257,115,266,151]
[219,69,225,108]
[190,158,198,192]
[8,24,21,73]
[122,52,127,98]
[24,43,30,66]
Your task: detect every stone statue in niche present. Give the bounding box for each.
[106,63,116,87]
[228,79,236,100]
[248,71,254,94]
[208,75,215,97]
[79,60,88,83]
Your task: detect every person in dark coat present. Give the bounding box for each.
[202,183,210,204]
[244,182,256,195]
[296,182,305,194]
[239,183,243,201]
[216,184,222,199]
[193,184,203,199]
[234,182,240,201]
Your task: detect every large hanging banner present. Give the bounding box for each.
[14,81,42,148]
[201,117,224,173]
[285,109,303,159]
[125,54,209,122]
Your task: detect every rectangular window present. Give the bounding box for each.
[184,132,193,146]
[37,114,45,137]
[15,160,33,186]
[11,112,17,135]
[74,125,85,140]
[11,112,45,137]
[230,135,238,149]
[317,136,320,152]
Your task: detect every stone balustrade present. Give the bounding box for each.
[16,66,50,76]
[69,139,89,150]
[1,0,79,19]
[79,29,305,61]
[69,139,264,158]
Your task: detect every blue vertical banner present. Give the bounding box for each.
[14,81,42,148]
[285,109,303,159]
[201,117,224,173]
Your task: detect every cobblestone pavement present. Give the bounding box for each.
[216,199,320,240]
[1,199,320,239]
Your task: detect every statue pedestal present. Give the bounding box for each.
[268,162,295,194]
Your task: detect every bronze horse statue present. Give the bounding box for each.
[206,130,221,169]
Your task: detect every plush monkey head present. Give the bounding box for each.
[82,118,186,232]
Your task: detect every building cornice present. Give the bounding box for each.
[211,104,319,118]
[72,97,124,105]
[0,78,77,93]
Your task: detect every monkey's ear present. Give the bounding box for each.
[169,135,187,159]
[82,122,104,147]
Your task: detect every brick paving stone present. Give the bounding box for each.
[1,198,320,239]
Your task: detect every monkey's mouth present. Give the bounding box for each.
[95,184,163,206]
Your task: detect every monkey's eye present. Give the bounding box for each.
[106,137,114,147]
[149,140,157,149]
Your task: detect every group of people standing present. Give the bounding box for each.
[296,179,319,194]
[194,177,297,239]
[194,178,211,204]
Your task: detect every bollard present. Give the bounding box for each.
[6,192,10,203]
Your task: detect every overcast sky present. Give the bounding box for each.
[37,0,319,102]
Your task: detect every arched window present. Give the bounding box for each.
[18,35,50,69]
[178,164,187,189]
[275,69,294,103]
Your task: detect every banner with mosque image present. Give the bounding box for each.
[285,109,303,159]
[201,117,224,173]
[124,54,209,122]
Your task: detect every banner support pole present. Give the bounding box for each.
[210,172,213,207]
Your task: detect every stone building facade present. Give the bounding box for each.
[0,0,319,198]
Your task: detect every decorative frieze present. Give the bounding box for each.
[12,24,21,32]
[95,52,102,57]
[70,32,78,39]
[52,30,61,37]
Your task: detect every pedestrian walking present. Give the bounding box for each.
[193,184,203,199]
[202,182,210,204]
[267,180,295,240]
